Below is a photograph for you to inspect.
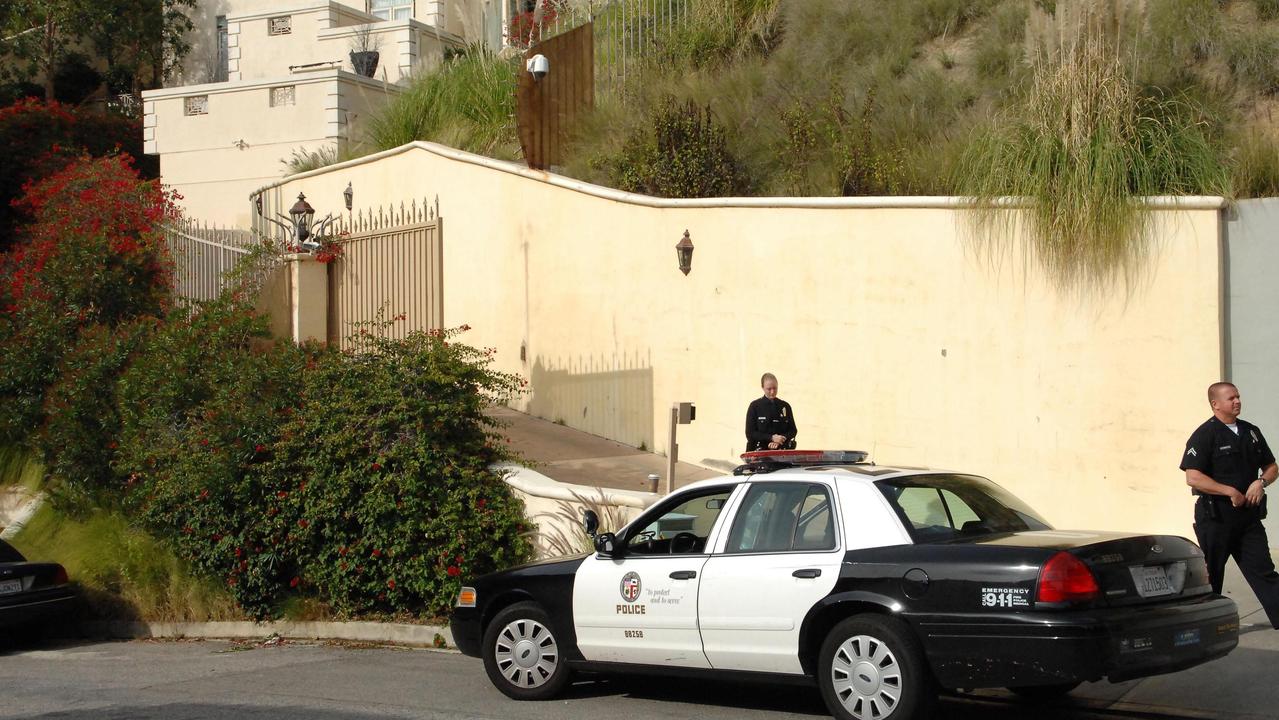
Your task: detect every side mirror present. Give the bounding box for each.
[594,532,617,557]
[582,509,600,538]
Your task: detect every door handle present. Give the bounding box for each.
[669,570,697,580]
[792,569,821,579]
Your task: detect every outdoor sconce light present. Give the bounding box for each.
[260,191,336,252]
[675,230,694,276]
[343,182,353,211]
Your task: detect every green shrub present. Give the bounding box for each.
[1260,0,1279,21]
[275,323,530,617]
[614,97,747,198]
[776,86,906,196]
[35,320,151,508]
[0,156,173,447]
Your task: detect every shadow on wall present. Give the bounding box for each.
[528,351,654,451]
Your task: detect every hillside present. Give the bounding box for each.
[553,0,1279,199]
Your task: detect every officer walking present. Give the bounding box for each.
[1180,381,1279,629]
[745,372,797,451]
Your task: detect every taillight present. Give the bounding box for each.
[1036,551,1099,604]
[53,566,68,586]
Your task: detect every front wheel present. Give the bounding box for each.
[818,615,937,720]
[482,601,572,700]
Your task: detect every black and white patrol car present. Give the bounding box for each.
[451,450,1239,720]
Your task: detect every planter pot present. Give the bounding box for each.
[350,51,380,78]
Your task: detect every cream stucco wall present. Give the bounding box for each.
[144,70,398,227]
[253,143,1225,541]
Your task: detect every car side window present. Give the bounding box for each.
[626,487,734,555]
[897,487,985,541]
[725,483,836,553]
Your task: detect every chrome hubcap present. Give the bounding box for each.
[831,634,902,719]
[494,618,559,688]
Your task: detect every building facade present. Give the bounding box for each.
[143,1,517,226]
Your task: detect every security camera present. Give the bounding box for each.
[526,54,548,81]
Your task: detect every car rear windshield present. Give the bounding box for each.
[0,539,26,562]
[875,474,1052,543]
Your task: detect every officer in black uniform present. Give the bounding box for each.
[745,372,797,451]
[1180,381,1279,629]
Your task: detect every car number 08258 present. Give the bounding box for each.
[624,630,644,638]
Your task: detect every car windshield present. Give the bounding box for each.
[0,539,25,562]
[875,474,1051,543]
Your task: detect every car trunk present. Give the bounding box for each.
[954,530,1213,607]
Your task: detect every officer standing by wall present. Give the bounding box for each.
[745,372,797,451]
[1180,381,1279,629]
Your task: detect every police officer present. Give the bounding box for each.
[745,372,797,451]
[1180,381,1279,629]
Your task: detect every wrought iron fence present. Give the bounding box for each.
[526,0,692,94]
[164,219,259,303]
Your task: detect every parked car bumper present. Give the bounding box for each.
[917,594,1239,688]
[0,586,76,630]
[451,606,482,657]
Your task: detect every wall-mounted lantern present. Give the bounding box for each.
[258,190,336,252]
[675,230,694,276]
[343,182,354,211]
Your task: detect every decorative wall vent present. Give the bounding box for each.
[268,16,292,35]
[270,85,296,107]
[184,95,209,115]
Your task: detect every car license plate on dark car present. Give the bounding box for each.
[1129,565,1174,598]
[0,578,21,595]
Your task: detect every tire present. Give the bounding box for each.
[1008,682,1080,702]
[817,614,937,720]
[481,601,572,700]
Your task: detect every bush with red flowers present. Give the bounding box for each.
[0,99,154,254]
[0,155,175,448]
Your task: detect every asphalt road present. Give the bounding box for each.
[0,638,1221,720]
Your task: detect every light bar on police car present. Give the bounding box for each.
[739,449,869,464]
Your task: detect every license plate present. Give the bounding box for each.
[1130,565,1175,598]
[0,578,21,595]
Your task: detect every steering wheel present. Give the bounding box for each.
[670,532,699,554]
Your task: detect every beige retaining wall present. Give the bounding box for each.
[254,142,1224,540]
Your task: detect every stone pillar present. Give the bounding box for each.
[286,253,328,344]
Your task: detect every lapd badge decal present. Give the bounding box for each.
[620,572,642,602]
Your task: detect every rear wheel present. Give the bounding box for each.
[482,601,572,700]
[1008,682,1081,702]
[818,614,937,720]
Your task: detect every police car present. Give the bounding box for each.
[451,450,1239,720]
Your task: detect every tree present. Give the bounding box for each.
[87,0,196,95]
[1,0,195,100]
[0,0,90,100]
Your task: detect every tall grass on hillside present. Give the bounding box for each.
[953,34,1229,291]
[367,47,519,159]
[0,445,43,493]
[11,503,241,621]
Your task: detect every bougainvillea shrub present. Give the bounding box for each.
[269,323,532,617]
[0,155,174,446]
[0,99,153,253]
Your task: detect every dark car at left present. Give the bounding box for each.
[0,538,74,642]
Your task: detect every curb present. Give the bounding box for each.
[79,620,456,650]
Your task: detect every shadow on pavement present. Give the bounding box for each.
[19,705,399,720]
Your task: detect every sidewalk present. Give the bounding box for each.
[490,406,723,493]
